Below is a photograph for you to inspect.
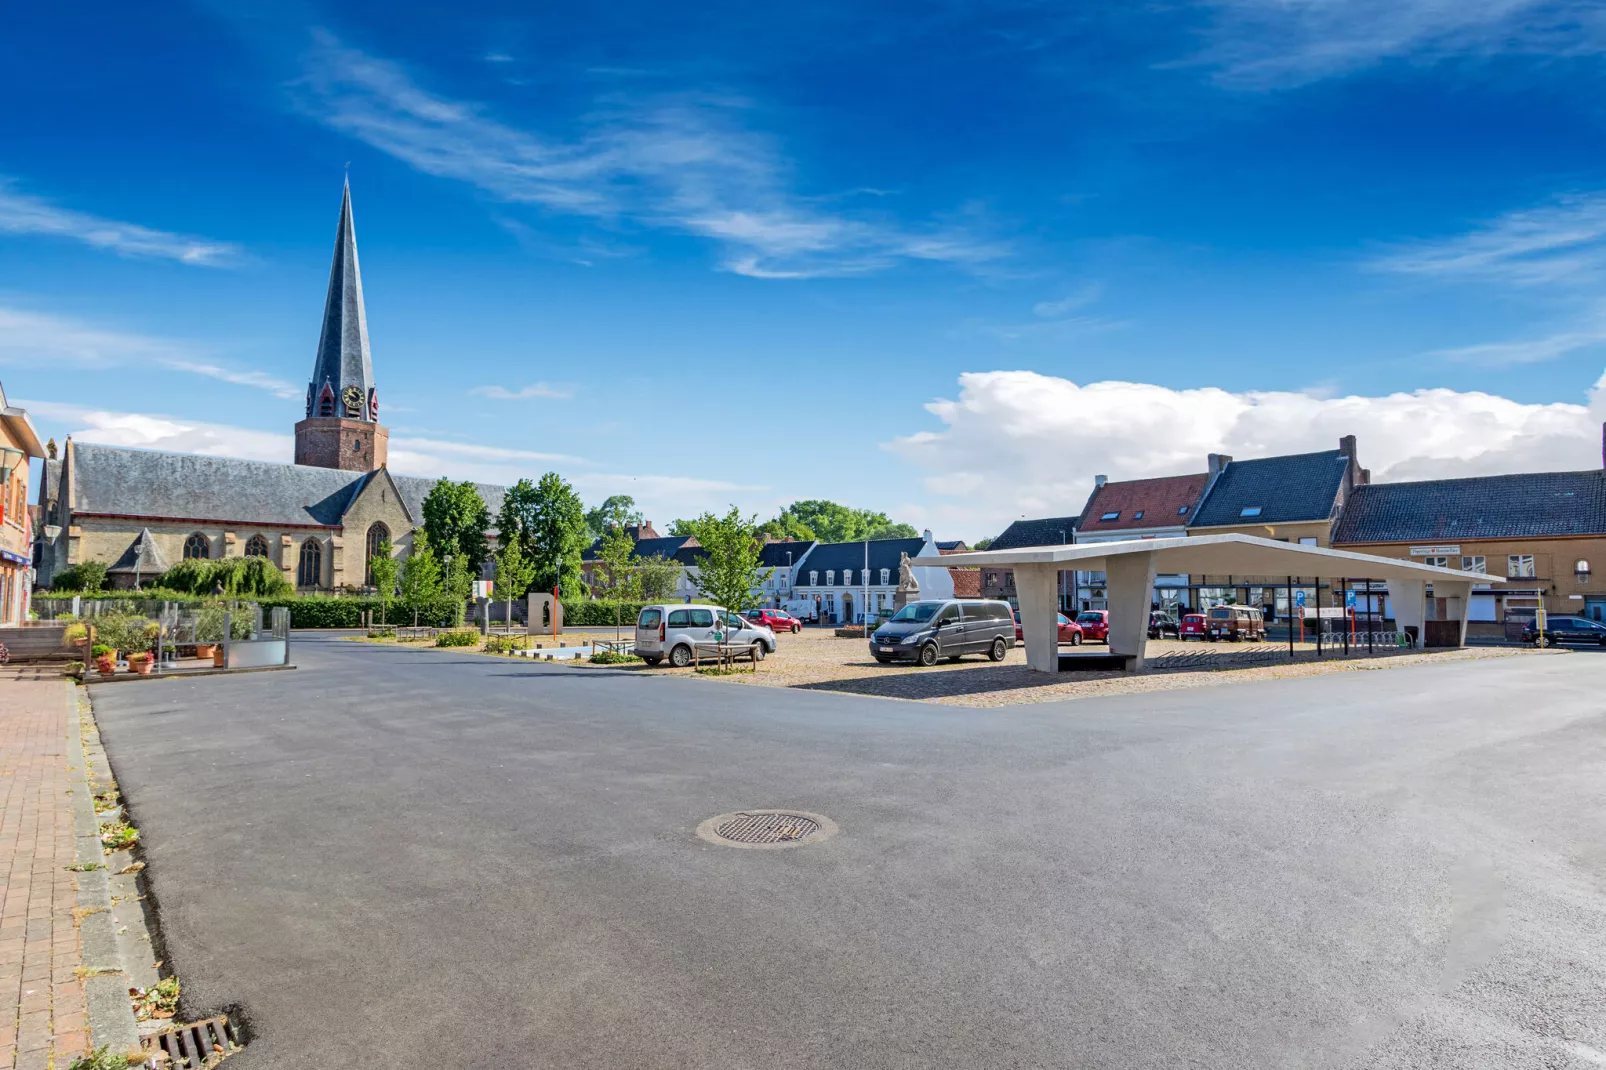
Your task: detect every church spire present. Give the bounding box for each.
[305,177,377,423]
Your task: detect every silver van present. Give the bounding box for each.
[635,604,777,667]
[868,599,1016,666]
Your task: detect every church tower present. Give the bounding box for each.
[294,179,388,471]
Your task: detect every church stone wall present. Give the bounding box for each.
[67,517,349,590]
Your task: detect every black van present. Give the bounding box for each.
[868,599,1016,666]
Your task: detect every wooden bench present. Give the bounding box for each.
[692,641,762,671]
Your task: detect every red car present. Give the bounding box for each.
[743,608,801,634]
[1013,610,1086,645]
[1073,609,1110,643]
[1178,613,1208,640]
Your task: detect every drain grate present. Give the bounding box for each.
[142,1014,242,1067]
[696,809,838,849]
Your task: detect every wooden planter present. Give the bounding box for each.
[194,644,217,659]
[212,649,226,668]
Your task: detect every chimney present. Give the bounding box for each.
[1094,474,1107,489]
[922,529,933,543]
[1601,422,1605,469]
[1360,468,1371,485]
[1338,434,1357,458]
[1207,453,1232,477]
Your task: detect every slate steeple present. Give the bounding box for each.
[294,180,389,472]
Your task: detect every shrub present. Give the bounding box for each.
[49,561,109,592]
[435,628,480,647]
[366,627,396,639]
[483,634,531,654]
[62,622,89,646]
[193,604,254,643]
[93,614,158,655]
[589,650,641,665]
[158,557,293,598]
[91,643,112,658]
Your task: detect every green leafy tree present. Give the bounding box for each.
[768,500,917,543]
[666,518,699,537]
[368,539,399,625]
[398,534,444,626]
[592,524,640,599]
[971,536,994,551]
[756,513,816,542]
[497,472,588,597]
[689,507,771,613]
[492,536,539,629]
[443,551,474,627]
[422,479,491,576]
[51,560,109,592]
[584,495,643,541]
[635,555,684,600]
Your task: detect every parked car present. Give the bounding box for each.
[1521,615,1606,646]
[1013,610,1085,645]
[635,604,777,667]
[1204,605,1266,642]
[870,599,1016,666]
[1178,613,1208,640]
[1073,609,1110,643]
[744,607,801,634]
[1148,612,1180,640]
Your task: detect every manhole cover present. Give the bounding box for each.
[696,809,838,849]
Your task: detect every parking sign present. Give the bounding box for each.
[1344,590,1356,610]
[1293,590,1306,609]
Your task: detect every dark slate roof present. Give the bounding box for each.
[759,540,814,568]
[989,516,1079,551]
[107,528,169,574]
[796,537,927,581]
[306,179,377,420]
[935,540,968,552]
[1191,450,1350,528]
[392,475,506,530]
[1334,470,1606,543]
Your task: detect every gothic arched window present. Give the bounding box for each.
[244,534,270,558]
[183,533,211,560]
[365,522,390,587]
[297,539,322,588]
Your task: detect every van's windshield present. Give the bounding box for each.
[890,603,940,622]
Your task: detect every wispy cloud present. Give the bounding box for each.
[1426,328,1606,365]
[294,32,1007,279]
[1197,0,1605,89]
[1373,192,1606,286]
[19,400,293,461]
[0,306,297,397]
[469,382,574,400]
[1031,284,1102,319]
[0,177,240,265]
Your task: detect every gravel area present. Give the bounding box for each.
[587,628,1559,707]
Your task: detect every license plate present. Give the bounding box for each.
[879,646,896,654]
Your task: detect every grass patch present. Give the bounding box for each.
[99,822,139,851]
[695,665,745,676]
[66,861,106,872]
[484,634,534,655]
[589,650,641,665]
[69,1045,142,1069]
[435,628,481,648]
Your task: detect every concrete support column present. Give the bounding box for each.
[1013,562,1061,673]
[1432,579,1473,647]
[1385,578,1426,646]
[1106,551,1156,671]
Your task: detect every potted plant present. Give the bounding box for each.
[62,621,90,652]
[123,620,159,675]
[92,643,116,675]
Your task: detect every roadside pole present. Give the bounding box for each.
[1286,577,1295,660]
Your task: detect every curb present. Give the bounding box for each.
[64,680,145,1057]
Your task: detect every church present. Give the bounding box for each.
[34,182,505,592]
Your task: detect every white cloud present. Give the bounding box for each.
[1427,328,1606,365]
[20,400,293,461]
[296,32,1006,278]
[0,306,298,397]
[469,383,573,400]
[888,369,1605,538]
[1199,0,1604,88]
[1374,193,1606,287]
[0,177,240,265]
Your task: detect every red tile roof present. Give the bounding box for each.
[949,567,981,597]
[1078,473,1209,534]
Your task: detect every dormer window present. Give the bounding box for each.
[1240,506,1262,517]
[809,571,817,585]
[1178,505,1189,515]
[826,570,834,585]
[880,568,889,584]
[1100,511,1120,522]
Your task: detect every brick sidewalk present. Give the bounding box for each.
[0,672,88,1070]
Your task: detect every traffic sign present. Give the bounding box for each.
[1344,590,1356,610]
[1293,590,1307,608]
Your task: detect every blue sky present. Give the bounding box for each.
[6,0,1606,538]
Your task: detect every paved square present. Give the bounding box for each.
[89,635,1606,1068]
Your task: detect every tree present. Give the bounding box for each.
[422,479,491,576]
[766,500,917,543]
[971,536,994,551]
[492,537,538,630]
[636,555,684,600]
[584,495,643,541]
[443,551,474,627]
[666,518,699,537]
[757,513,815,542]
[689,507,771,613]
[498,473,588,597]
[51,560,108,592]
[592,524,640,599]
[368,539,399,626]
[398,534,444,626]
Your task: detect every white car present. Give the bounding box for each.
[634,604,777,667]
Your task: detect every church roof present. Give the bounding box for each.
[392,475,507,527]
[307,179,376,419]
[107,527,169,575]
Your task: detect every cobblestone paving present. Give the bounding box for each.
[0,671,88,1070]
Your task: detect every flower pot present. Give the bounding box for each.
[212,649,226,668]
[95,657,116,675]
[194,644,216,659]
[127,654,153,675]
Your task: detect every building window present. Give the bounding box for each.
[809,571,817,586]
[1298,537,1318,546]
[1178,505,1189,515]
[183,533,210,560]
[365,522,390,586]
[1423,556,1449,568]
[1100,511,1120,521]
[1133,510,1144,520]
[1240,506,1263,518]
[985,572,998,586]
[297,538,322,587]
[1461,556,1486,573]
[1508,554,1536,579]
[825,570,834,585]
[880,568,889,584]
[1577,559,1592,583]
[244,534,270,558]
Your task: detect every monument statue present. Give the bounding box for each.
[893,551,921,612]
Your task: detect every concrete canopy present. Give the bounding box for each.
[940,533,1499,673]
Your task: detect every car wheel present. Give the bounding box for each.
[988,637,1007,662]
[1070,632,1082,646]
[669,644,693,668]
[918,643,939,667]
[792,624,800,634]
[750,642,765,662]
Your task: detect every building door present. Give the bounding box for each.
[843,593,855,625]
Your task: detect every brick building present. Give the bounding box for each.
[0,382,45,622]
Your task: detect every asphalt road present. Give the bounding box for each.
[90,635,1606,1069]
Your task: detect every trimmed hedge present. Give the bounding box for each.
[35,591,460,629]
[560,599,650,626]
